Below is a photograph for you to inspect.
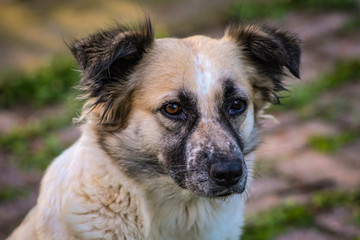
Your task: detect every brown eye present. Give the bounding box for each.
[229,99,246,116]
[164,103,181,115]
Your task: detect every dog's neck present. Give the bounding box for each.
[140,185,246,240]
[76,126,248,239]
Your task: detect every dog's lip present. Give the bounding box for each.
[208,184,247,198]
[212,192,233,198]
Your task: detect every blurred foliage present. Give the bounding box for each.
[243,189,360,239]
[313,190,360,229]
[25,134,66,170]
[0,56,83,169]
[0,57,79,108]
[354,209,360,227]
[0,186,29,203]
[243,203,313,240]
[338,15,360,35]
[0,101,81,170]
[312,190,360,209]
[307,131,359,154]
[273,59,360,111]
[226,0,357,21]
[1,116,69,170]
[299,97,355,123]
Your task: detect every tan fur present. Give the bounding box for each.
[8,19,300,240]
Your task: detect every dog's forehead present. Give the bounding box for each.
[136,36,252,110]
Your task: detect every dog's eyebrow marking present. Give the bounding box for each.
[222,79,249,101]
[178,89,197,110]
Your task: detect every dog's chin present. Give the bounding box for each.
[184,181,247,198]
[168,172,247,198]
[191,188,246,199]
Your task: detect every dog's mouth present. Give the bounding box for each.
[169,162,248,198]
[214,192,233,198]
[211,187,245,198]
[185,178,248,198]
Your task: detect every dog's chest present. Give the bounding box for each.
[58,138,245,240]
[141,192,245,240]
[64,177,145,239]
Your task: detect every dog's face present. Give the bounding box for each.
[133,37,254,197]
[70,18,300,198]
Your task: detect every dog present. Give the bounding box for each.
[8,17,300,240]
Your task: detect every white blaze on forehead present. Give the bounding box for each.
[194,53,214,96]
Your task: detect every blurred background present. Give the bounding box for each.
[0,0,360,239]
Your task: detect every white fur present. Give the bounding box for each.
[242,104,255,143]
[8,127,248,240]
[195,53,213,96]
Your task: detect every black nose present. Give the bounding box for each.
[210,162,243,187]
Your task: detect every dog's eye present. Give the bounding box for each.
[161,102,187,121]
[164,103,181,115]
[229,99,247,116]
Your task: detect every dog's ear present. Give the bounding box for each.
[224,21,301,108]
[70,17,154,128]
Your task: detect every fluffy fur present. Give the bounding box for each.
[8,17,300,240]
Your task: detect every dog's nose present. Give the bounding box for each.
[210,162,243,187]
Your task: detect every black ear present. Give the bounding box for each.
[69,17,154,128]
[225,21,301,104]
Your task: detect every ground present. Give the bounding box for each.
[0,0,360,239]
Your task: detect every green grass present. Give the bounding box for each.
[225,0,290,21]
[0,57,79,108]
[300,98,354,123]
[311,190,360,209]
[243,189,360,239]
[0,117,70,170]
[21,134,67,170]
[354,208,360,227]
[0,97,82,170]
[243,203,313,240]
[273,59,360,111]
[289,0,357,10]
[0,113,72,151]
[313,190,360,229]
[307,131,359,154]
[225,0,357,21]
[338,15,360,35]
[0,186,29,203]
[0,56,82,169]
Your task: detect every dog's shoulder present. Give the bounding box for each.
[52,134,144,239]
[11,134,144,239]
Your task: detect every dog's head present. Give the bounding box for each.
[70,18,300,198]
